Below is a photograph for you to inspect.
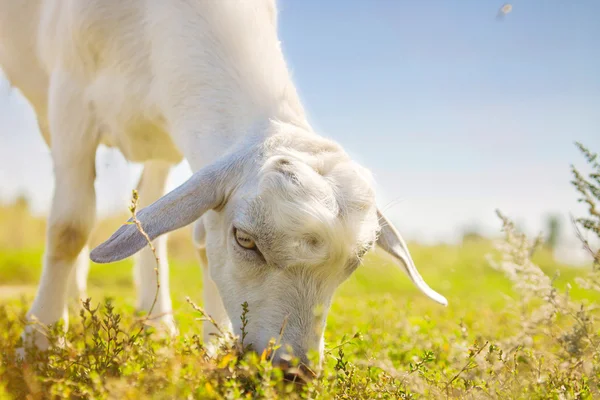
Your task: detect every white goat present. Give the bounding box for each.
[0,0,447,367]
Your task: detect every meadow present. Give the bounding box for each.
[0,143,598,399]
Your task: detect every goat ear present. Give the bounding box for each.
[90,153,243,263]
[375,209,448,306]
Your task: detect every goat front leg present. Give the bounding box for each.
[193,219,231,348]
[21,70,98,351]
[66,246,91,304]
[35,116,90,307]
[133,160,177,335]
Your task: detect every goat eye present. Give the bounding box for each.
[234,228,256,250]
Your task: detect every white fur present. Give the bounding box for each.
[0,0,447,365]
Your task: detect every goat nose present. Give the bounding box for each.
[273,358,317,385]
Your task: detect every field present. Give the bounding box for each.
[0,145,599,399]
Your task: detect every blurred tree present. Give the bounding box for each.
[8,193,32,249]
[544,214,561,250]
[461,223,485,243]
[14,193,30,212]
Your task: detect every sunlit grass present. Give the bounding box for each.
[1,226,598,398]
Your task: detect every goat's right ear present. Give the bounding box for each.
[375,209,448,306]
[90,151,245,263]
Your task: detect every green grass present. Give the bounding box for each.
[1,233,599,399]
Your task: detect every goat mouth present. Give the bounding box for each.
[277,360,317,385]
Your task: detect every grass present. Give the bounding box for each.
[1,143,599,399]
[0,210,598,398]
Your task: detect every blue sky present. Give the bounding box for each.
[1,1,599,258]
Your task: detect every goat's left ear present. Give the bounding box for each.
[375,209,448,306]
[90,150,246,263]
